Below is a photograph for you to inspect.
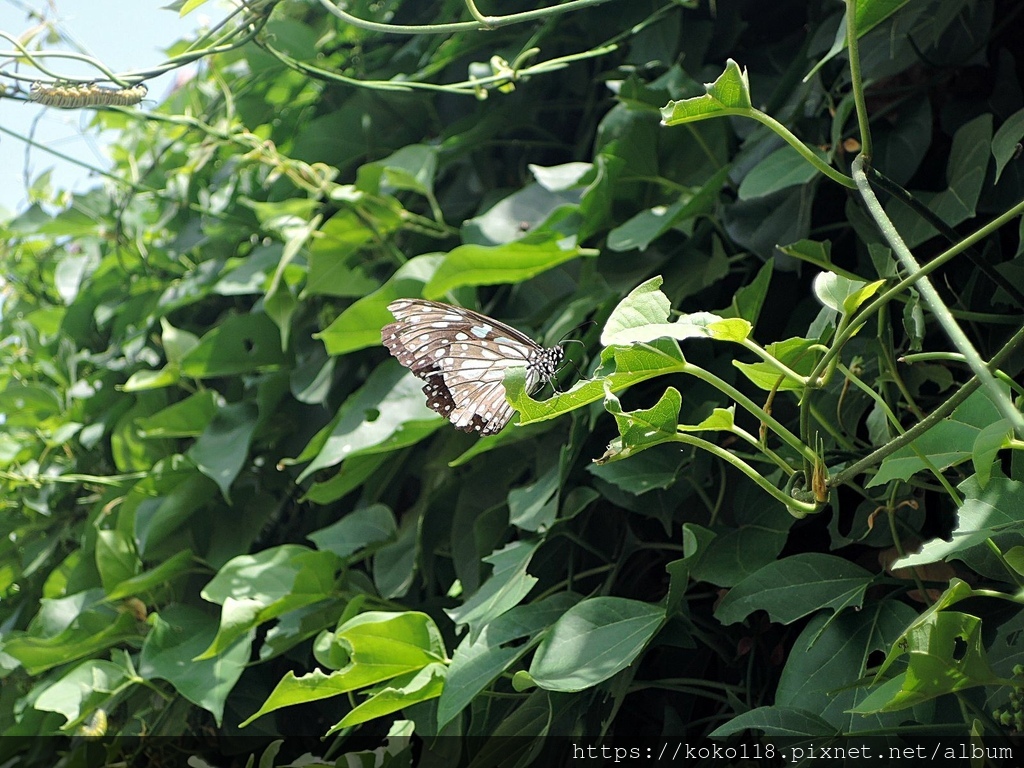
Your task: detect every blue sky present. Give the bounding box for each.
[0,1,210,217]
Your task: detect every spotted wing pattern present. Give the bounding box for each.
[381,299,563,435]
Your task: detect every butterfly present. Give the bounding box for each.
[382,299,565,435]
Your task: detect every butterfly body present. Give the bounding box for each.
[382,299,563,435]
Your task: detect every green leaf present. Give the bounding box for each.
[777,239,834,272]
[601,276,672,344]
[683,407,736,432]
[139,604,250,725]
[464,690,552,766]
[666,523,717,613]
[33,660,130,729]
[1005,546,1024,577]
[422,239,595,298]
[893,476,1024,568]
[242,198,319,231]
[870,387,1009,486]
[855,0,914,36]
[195,597,264,662]
[530,162,592,190]
[110,394,172,471]
[692,502,795,587]
[314,254,442,355]
[302,212,381,298]
[358,144,438,198]
[95,530,137,593]
[733,336,819,391]
[105,549,194,601]
[724,257,773,327]
[813,272,885,315]
[445,541,539,630]
[855,612,1005,713]
[589,446,683,494]
[607,200,690,253]
[179,313,287,378]
[606,384,679,443]
[54,252,98,304]
[328,610,442,666]
[179,0,211,15]
[197,545,341,658]
[591,386,682,468]
[738,145,824,199]
[265,215,319,351]
[373,519,419,599]
[608,165,732,252]
[307,504,397,559]
[135,391,220,439]
[972,419,1013,489]
[528,597,664,692]
[260,600,347,662]
[186,402,258,502]
[710,706,839,739]
[604,311,749,347]
[0,383,61,428]
[201,545,339,607]
[506,339,685,427]
[294,362,442,481]
[715,553,874,625]
[122,366,180,392]
[242,611,446,725]
[463,181,581,245]
[437,594,579,729]
[160,317,200,365]
[3,607,138,675]
[301,453,390,504]
[330,663,447,731]
[508,464,560,531]
[661,59,752,123]
[992,108,1024,184]
[805,1,916,83]
[212,246,282,296]
[600,276,750,347]
[127,458,216,556]
[243,669,364,725]
[886,114,992,247]
[775,602,922,731]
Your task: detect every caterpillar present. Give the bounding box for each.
[28,81,148,108]
[76,708,108,738]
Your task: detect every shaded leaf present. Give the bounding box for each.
[528,597,664,692]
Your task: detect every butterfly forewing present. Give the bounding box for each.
[382,299,563,435]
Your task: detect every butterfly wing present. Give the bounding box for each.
[382,299,543,435]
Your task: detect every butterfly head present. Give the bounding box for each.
[526,344,565,392]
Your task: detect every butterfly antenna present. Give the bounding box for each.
[566,354,585,382]
[557,319,596,346]
[552,339,587,394]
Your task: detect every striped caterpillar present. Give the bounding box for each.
[28,81,148,108]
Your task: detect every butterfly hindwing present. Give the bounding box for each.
[382,299,562,435]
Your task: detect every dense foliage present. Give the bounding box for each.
[2,0,1024,764]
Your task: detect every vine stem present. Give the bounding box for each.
[829,321,1024,487]
[670,433,818,517]
[678,362,816,464]
[901,353,1024,397]
[806,195,1024,387]
[845,0,872,158]
[745,110,857,189]
[316,0,618,35]
[258,35,617,97]
[851,156,1024,439]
